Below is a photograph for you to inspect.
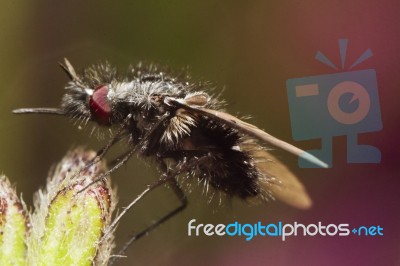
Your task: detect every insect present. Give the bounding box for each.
[13,59,326,260]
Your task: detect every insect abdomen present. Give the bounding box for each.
[187,119,262,199]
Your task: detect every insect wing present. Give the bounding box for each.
[167,96,315,209]
[166,97,327,168]
[252,148,312,209]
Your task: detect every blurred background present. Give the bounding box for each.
[0,1,399,265]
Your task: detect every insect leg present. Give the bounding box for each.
[109,179,186,265]
[78,111,172,194]
[77,145,136,194]
[109,156,209,265]
[83,114,133,170]
[70,115,131,187]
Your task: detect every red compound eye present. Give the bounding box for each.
[89,85,111,125]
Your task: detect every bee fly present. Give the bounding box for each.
[14,59,326,259]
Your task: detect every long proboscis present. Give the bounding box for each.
[12,108,65,115]
[166,97,328,168]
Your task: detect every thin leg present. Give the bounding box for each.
[104,159,191,243]
[77,113,171,194]
[107,149,135,169]
[73,114,131,183]
[103,173,172,242]
[81,114,132,173]
[77,146,136,194]
[108,179,187,266]
[108,156,209,265]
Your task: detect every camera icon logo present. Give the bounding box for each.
[286,39,382,168]
[327,80,370,125]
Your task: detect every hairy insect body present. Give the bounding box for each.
[110,78,264,200]
[14,59,317,209]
